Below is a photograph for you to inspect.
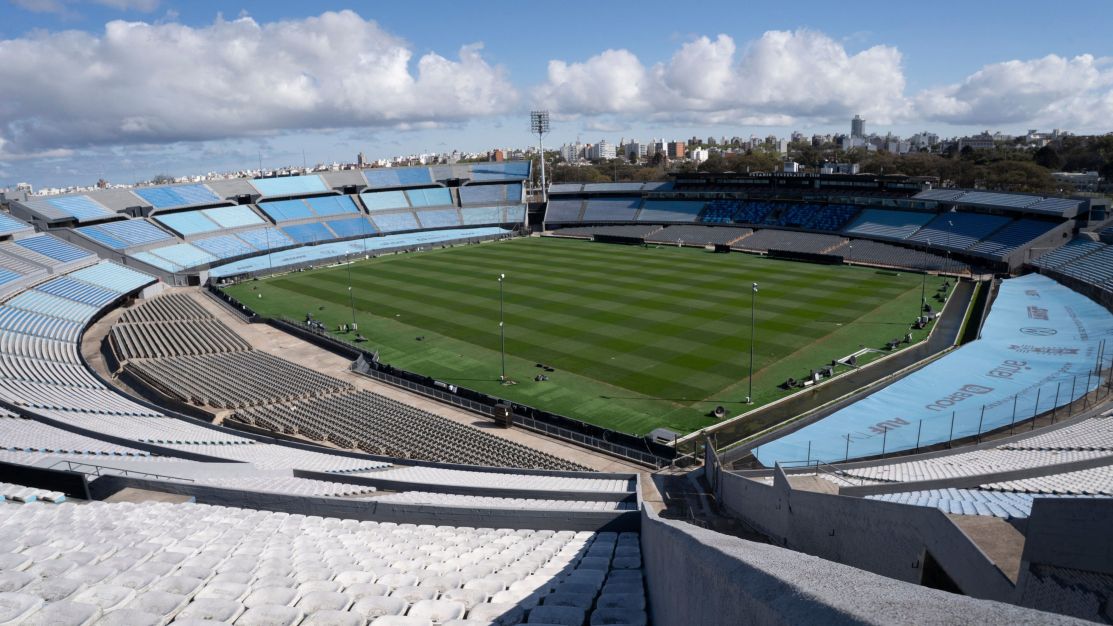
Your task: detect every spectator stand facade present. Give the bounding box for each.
[8,163,532,286]
[544,174,1090,274]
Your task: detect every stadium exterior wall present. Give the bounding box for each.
[709,457,1016,601]
[639,507,1079,625]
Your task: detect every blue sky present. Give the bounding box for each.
[2,0,1112,188]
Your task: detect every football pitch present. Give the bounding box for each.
[224,236,945,435]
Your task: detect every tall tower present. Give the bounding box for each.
[851,115,866,139]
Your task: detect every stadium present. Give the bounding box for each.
[0,155,1111,626]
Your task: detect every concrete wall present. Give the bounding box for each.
[713,464,1015,601]
[88,475,638,532]
[640,508,1081,626]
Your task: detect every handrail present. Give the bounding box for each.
[48,460,196,483]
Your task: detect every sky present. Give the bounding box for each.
[2,0,1112,188]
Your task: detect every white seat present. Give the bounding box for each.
[527,605,585,626]
[368,616,433,626]
[175,596,246,622]
[70,584,136,611]
[295,591,353,613]
[125,589,189,618]
[243,586,300,608]
[90,607,163,626]
[350,595,408,620]
[19,600,99,626]
[300,609,364,626]
[407,599,466,622]
[234,604,304,626]
[464,602,525,626]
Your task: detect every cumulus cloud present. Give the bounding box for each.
[916,54,1113,130]
[533,30,909,126]
[0,10,517,156]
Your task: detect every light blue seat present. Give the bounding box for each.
[235,228,293,250]
[201,206,265,229]
[324,217,377,238]
[361,190,410,212]
[461,207,503,225]
[14,235,95,264]
[282,222,336,244]
[76,220,173,250]
[415,209,460,229]
[192,234,258,259]
[147,243,218,269]
[370,212,419,233]
[251,176,327,197]
[404,187,453,208]
[306,196,360,217]
[68,261,155,293]
[134,184,220,209]
[258,200,315,223]
[36,276,120,307]
[154,211,221,236]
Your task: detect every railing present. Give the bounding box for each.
[765,356,1113,468]
[49,460,195,483]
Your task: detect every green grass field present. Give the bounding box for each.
[224,237,945,436]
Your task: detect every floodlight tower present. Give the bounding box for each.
[530,110,550,208]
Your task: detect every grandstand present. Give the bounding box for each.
[0,162,1111,623]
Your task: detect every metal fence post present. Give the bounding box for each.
[915,420,922,451]
[1010,395,1018,434]
[844,434,851,462]
[948,411,956,448]
[806,441,812,465]
[1085,369,1093,410]
[1032,387,1041,430]
[1053,381,1062,423]
[976,405,985,443]
[881,428,888,456]
[1070,375,1078,416]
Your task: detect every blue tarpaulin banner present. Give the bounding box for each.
[755,274,1113,466]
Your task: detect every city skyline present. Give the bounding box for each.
[2,0,1112,187]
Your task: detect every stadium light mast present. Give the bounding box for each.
[498,273,507,383]
[748,282,758,404]
[530,111,550,206]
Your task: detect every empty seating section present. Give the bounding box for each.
[846,240,967,272]
[582,198,642,222]
[0,269,23,288]
[128,351,352,409]
[234,227,294,251]
[998,416,1113,452]
[158,441,387,472]
[258,200,315,223]
[209,227,508,278]
[731,201,777,225]
[865,488,1083,519]
[134,184,220,209]
[776,203,858,232]
[469,160,531,180]
[67,261,155,296]
[968,219,1060,258]
[645,225,753,246]
[364,166,433,188]
[583,183,645,192]
[201,205,266,229]
[733,230,847,254]
[1028,197,1084,217]
[0,249,47,285]
[185,475,379,497]
[550,225,663,239]
[75,220,173,250]
[281,222,335,244]
[129,251,183,273]
[914,189,967,202]
[305,195,360,217]
[636,199,704,222]
[371,491,633,511]
[0,212,32,237]
[362,466,631,493]
[143,243,218,270]
[6,290,98,323]
[959,191,1041,210]
[907,212,1012,250]
[0,414,167,459]
[459,184,522,205]
[36,277,119,307]
[324,217,377,238]
[843,209,934,240]
[112,321,251,359]
[0,308,81,342]
[191,234,257,260]
[250,175,328,197]
[0,500,646,626]
[370,211,420,233]
[549,183,583,193]
[460,206,503,225]
[404,188,453,208]
[361,190,411,212]
[118,293,208,323]
[544,199,585,222]
[698,200,739,224]
[1053,245,1113,288]
[22,195,116,222]
[153,211,220,236]
[415,209,461,229]
[14,235,96,265]
[1031,239,1105,270]
[233,388,587,470]
[503,205,526,223]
